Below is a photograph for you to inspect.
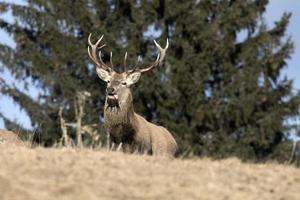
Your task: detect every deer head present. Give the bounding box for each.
[88,34,169,109]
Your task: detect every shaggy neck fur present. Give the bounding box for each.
[104,89,135,128]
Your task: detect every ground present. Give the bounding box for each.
[0,144,299,200]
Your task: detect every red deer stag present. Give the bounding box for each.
[88,34,177,157]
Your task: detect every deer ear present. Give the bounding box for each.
[126,72,141,85]
[96,67,110,82]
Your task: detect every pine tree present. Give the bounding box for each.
[0,0,299,162]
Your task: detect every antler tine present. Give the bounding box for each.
[123,52,128,72]
[129,55,141,73]
[138,38,169,73]
[154,38,169,63]
[87,33,112,72]
[110,51,114,70]
[88,33,103,66]
[133,56,141,71]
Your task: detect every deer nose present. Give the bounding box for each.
[106,87,115,95]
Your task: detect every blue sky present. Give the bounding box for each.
[0,0,299,129]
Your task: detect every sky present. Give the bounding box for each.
[0,0,300,130]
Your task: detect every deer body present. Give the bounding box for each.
[88,34,177,157]
[103,76,177,155]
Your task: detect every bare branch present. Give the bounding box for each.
[288,141,298,164]
[58,107,71,147]
[117,143,123,151]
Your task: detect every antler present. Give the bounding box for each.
[88,33,114,72]
[129,38,169,74]
[124,52,128,71]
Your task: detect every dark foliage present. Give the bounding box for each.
[0,0,299,162]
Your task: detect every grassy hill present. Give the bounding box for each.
[0,144,299,200]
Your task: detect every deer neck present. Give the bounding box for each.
[104,89,135,127]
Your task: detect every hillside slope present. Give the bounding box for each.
[0,144,299,200]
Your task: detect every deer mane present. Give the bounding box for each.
[104,91,134,127]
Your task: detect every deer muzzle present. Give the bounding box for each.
[106,87,119,107]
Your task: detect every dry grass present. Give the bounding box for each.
[0,129,27,147]
[0,144,299,200]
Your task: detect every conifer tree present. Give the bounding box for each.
[0,0,299,161]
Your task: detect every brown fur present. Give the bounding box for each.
[88,35,176,157]
[103,73,177,157]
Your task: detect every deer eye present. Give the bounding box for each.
[107,80,110,83]
[122,82,127,86]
